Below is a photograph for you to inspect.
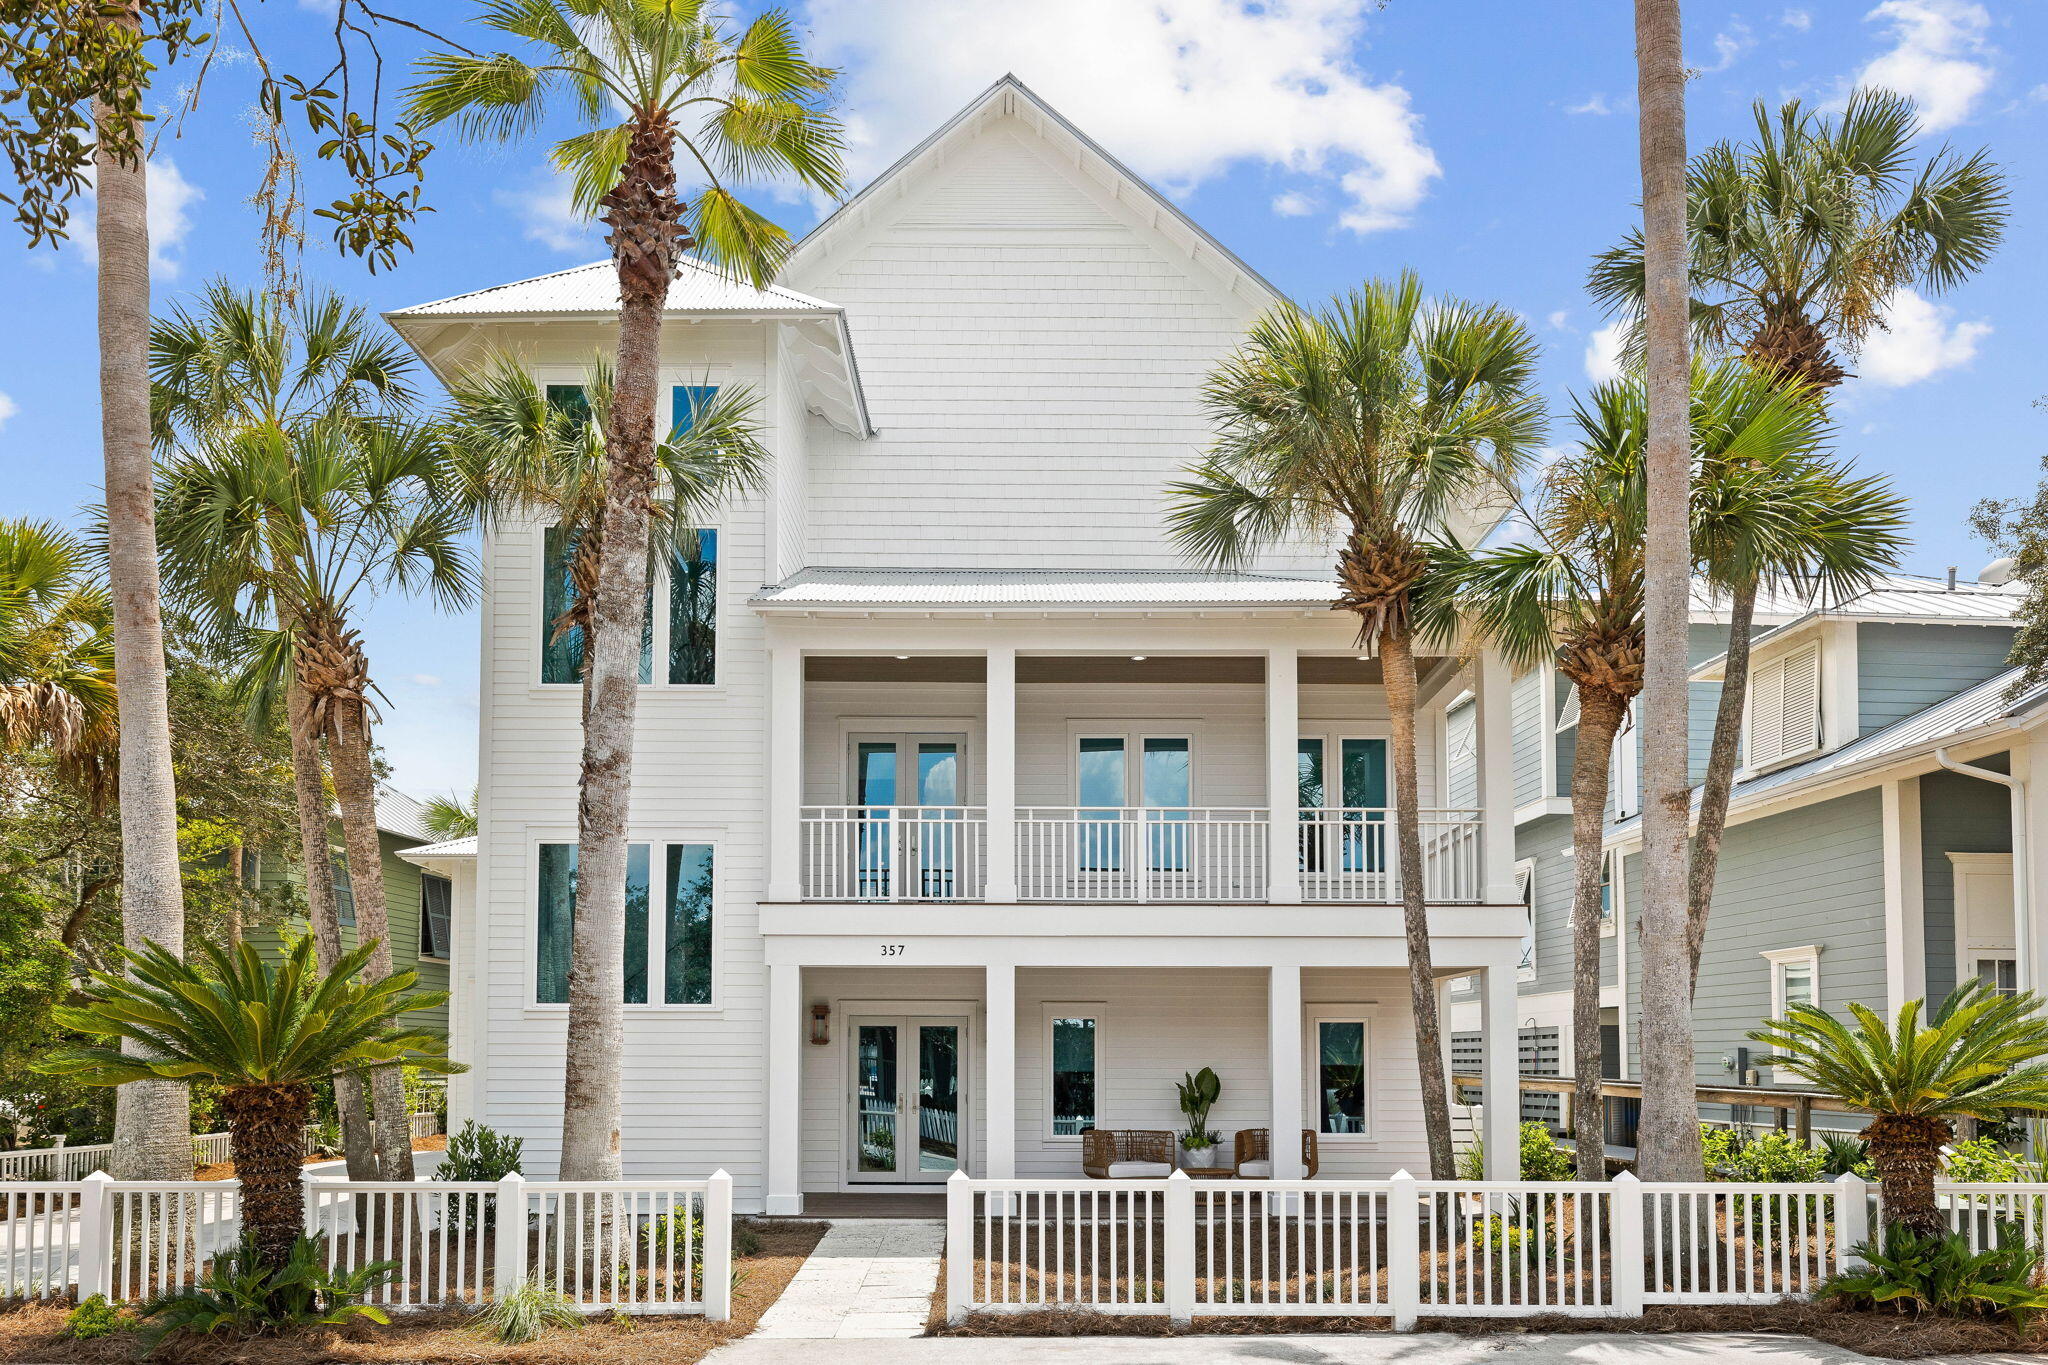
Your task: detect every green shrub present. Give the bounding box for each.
[1943,1136,2033,1183]
[476,1281,582,1344]
[437,1119,523,1182]
[64,1293,127,1339]
[1701,1128,1826,1183]
[1820,1134,1874,1178]
[1823,1222,2048,1328]
[1458,1122,1573,1181]
[139,1235,396,1346]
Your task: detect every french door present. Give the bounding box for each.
[1298,736,1391,888]
[848,1015,968,1183]
[850,735,967,899]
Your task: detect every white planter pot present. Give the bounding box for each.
[1181,1144,1219,1170]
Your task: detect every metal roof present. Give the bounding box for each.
[387,255,841,318]
[751,567,1344,610]
[373,785,434,843]
[399,835,477,861]
[1612,665,2026,836]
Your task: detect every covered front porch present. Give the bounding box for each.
[761,944,1527,1216]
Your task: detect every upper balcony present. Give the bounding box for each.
[762,639,1523,916]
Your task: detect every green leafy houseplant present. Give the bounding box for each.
[1823,1223,2048,1328]
[139,1235,396,1346]
[1175,1067,1221,1161]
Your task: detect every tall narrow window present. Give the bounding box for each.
[664,844,715,1004]
[330,852,356,927]
[671,384,718,435]
[1143,737,1190,870]
[666,529,717,684]
[623,843,651,1005]
[419,873,452,959]
[1077,738,1126,871]
[540,526,654,685]
[1050,1015,1097,1136]
[535,842,654,1004]
[1317,1019,1370,1134]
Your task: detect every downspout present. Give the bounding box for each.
[1934,749,2030,999]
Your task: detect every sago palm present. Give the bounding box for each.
[1750,981,2048,1238]
[1589,88,2007,389]
[0,518,117,805]
[40,937,460,1268]
[407,0,838,1181]
[150,284,421,1180]
[1167,274,1546,1180]
[155,311,476,1184]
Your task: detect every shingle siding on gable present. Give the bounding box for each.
[1857,622,2016,738]
[1919,757,2015,1003]
[786,125,1322,573]
[1620,788,1887,1085]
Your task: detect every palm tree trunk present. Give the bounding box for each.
[92,56,190,1181]
[1630,0,1705,1188]
[285,674,377,1180]
[1865,1114,1949,1239]
[1686,580,1756,991]
[1382,624,1455,1180]
[223,1082,314,1270]
[323,685,415,1182]
[1568,687,1627,1181]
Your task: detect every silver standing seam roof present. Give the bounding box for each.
[385,255,842,318]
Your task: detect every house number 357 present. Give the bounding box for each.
[879,944,905,957]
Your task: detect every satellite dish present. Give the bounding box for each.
[1981,556,2018,586]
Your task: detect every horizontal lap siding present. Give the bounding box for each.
[471,327,776,1195]
[1857,622,2017,737]
[1511,670,1543,807]
[1919,761,2014,1003]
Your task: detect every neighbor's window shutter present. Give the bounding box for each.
[1747,641,1822,769]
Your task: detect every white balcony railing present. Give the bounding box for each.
[799,805,987,901]
[1297,807,1482,904]
[1017,807,1268,902]
[793,806,1486,904]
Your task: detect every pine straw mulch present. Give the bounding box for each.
[0,1219,827,1365]
[927,1299,2048,1359]
[194,1137,449,1184]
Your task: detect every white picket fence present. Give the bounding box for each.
[1,1170,732,1319]
[1,1115,440,1180]
[946,1169,1879,1329]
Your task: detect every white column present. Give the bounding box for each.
[1268,964,1304,1179]
[1480,964,1519,1180]
[1473,648,1519,904]
[985,646,1018,902]
[1266,646,1302,903]
[766,643,803,902]
[985,963,1016,1179]
[2019,740,2048,999]
[764,963,803,1214]
[1881,778,1926,1018]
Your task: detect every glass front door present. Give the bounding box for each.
[848,1015,969,1183]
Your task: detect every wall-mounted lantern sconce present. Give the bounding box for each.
[810,1002,830,1046]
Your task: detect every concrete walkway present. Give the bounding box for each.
[709,1332,2012,1363]
[747,1217,943,1340]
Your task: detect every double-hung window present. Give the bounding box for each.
[537,381,720,687]
[535,841,716,1005]
[1763,945,1821,1018]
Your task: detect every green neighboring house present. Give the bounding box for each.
[246,784,451,1036]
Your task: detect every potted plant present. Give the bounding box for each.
[1176,1067,1222,1169]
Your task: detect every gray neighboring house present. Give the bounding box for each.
[1449,569,2037,1141]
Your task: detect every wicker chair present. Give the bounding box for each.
[1079,1129,1178,1178]
[1231,1128,1319,1178]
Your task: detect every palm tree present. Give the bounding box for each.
[41,937,459,1268]
[151,284,419,1182]
[1750,981,2048,1238]
[154,296,475,1184]
[422,789,479,842]
[1629,0,1701,1189]
[1167,276,1545,1179]
[1589,91,1998,991]
[1448,361,1909,1180]
[406,0,841,1182]
[0,519,117,805]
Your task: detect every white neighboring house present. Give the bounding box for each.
[390,76,1530,1213]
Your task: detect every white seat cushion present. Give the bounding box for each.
[1235,1160,1272,1178]
[1105,1161,1174,1178]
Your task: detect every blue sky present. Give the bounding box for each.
[4,0,2043,801]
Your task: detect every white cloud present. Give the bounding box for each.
[1857,288,1989,386]
[493,169,599,254]
[410,673,443,687]
[0,391,17,432]
[1270,191,1316,217]
[804,0,1440,235]
[1703,21,1756,72]
[1584,322,1626,383]
[1566,94,1611,116]
[1546,310,1571,331]
[1856,0,1994,131]
[72,157,203,277]
[1781,8,1813,30]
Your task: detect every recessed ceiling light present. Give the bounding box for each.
[1356,655,1370,662]
[1131,655,1148,661]
[894,654,910,660]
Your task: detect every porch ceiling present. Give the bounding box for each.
[801,655,1397,685]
